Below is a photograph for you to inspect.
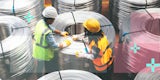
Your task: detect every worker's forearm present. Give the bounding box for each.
[46,33,59,48]
[53,29,61,34]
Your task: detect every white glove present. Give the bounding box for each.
[75,50,94,60]
[72,35,78,41]
[72,33,85,41]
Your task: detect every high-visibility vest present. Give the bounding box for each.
[32,20,54,61]
[89,36,113,71]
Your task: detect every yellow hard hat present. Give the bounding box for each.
[83,18,100,33]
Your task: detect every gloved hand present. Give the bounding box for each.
[72,33,85,41]
[60,31,69,37]
[75,50,94,60]
[59,39,71,48]
[72,35,78,41]
[75,50,84,57]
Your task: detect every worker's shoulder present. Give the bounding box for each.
[36,19,45,26]
[37,19,44,24]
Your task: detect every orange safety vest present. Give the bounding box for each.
[89,36,113,72]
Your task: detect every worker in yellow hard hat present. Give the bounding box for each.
[32,6,71,78]
[73,18,113,80]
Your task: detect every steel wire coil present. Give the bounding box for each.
[38,70,102,80]
[52,11,115,54]
[134,67,160,80]
[0,16,34,79]
[51,11,115,72]
[53,0,100,14]
[109,0,160,32]
[0,0,44,32]
[114,8,160,73]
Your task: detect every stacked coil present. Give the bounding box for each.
[134,67,160,80]
[38,70,102,80]
[114,8,160,73]
[0,16,34,79]
[53,0,100,14]
[0,0,44,32]
[51,11,115,72]
[110,0,160,32]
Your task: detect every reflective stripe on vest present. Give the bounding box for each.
[94,57,113,67]
[92,48,113,71]
[33,20,53,61]
[89,36,113,71]
[36,28,50,48]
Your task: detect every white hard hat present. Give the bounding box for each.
[42,6,58,18]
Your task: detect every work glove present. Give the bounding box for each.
[75,50,84,57]
[72,35,84,41]
[72,33,85,41]
[60,31,69,37]
[72,35,78,41]
[75,50,93,60]
[59,39,71,48]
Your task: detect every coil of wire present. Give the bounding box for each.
[51,11,115,71]
[110,0,160,32]
[134,67,160,80]
[114,8,160,73]
[53,0,100,14]
[0,16,34,80]
[0,0,44,32]
[38,70,102,80]
[52,11,115,54]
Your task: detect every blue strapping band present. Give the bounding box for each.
[122,32,129,37]
[12,6,15,14]
[12,0,15,16]
[84,48,88,53]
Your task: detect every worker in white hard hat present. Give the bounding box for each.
[72,18,113,80]
[32,6,71,78]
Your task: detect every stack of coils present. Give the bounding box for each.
[110,0,160,32]
[0,0,44,32]
[38,70,102,80]
[0,16,34,79]
[114,8,160,73]
[53,0,100,14]
[51,11,115,72]
[134,67,160,80]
